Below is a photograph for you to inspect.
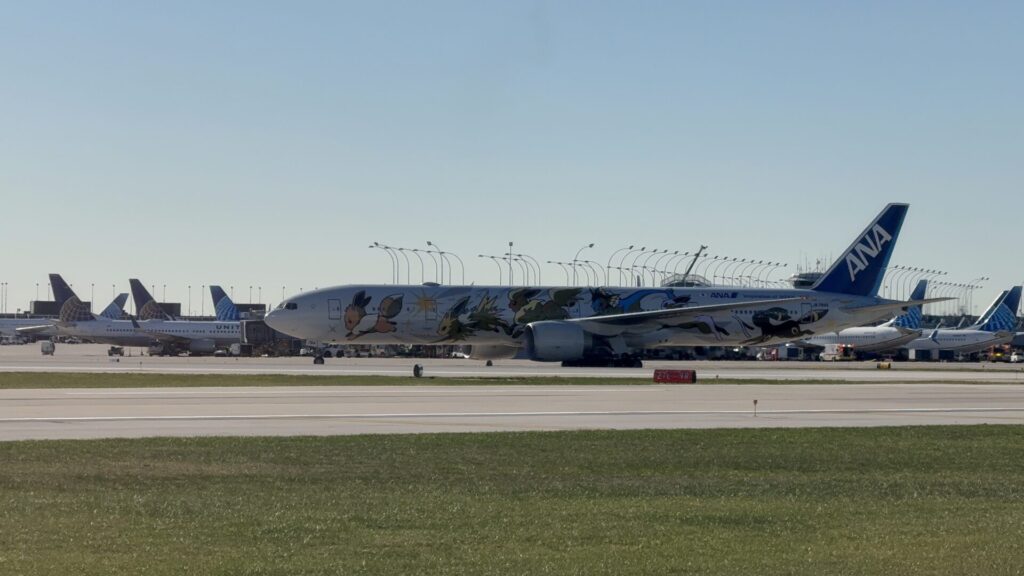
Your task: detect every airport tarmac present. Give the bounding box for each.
[3,343,1024,382]
[3,344,1024,440]
[1,382,1023,440]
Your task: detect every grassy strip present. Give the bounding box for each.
[2,426,1024,575]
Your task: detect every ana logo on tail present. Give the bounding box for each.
[846,224,893,282]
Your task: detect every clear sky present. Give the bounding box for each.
[1,1,1020,315]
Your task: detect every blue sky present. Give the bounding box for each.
[1,1,1020,314]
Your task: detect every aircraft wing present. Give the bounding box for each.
[130,320,191,344]
[565,297,807,336]
[15,324,55,335]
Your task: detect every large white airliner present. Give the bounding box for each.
[798,279,928,354]
[266,203,946,366]
[903,286,1021,356]
[0,291,128,339]
[128,281,242,354]
[19,275,154,346]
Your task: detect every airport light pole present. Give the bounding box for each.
[373,242,401,283]
[507,242,514,286]
[399,248,425,284]
[582,261,603,286]
[619,246,645,286]
[695,255,718,281]
[606,245,634,285]
[548,261,571,285]
[426,241,444,285]
[513,257,531,284]
[572,243,594,285]
[201,285,206,316]
[423,250,440,284]
[188,285,192,317]
[478,255,504,285]
[708,257,731,286]
[517,253,542,285]
[650,250,678,286]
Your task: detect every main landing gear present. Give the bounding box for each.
[313,355,325,365]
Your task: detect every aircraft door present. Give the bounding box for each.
[328,299,342,320]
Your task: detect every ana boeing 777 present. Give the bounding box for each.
[266,203,946,366]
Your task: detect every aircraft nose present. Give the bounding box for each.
[264,308,292,336]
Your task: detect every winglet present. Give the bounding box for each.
[811,203,909,297]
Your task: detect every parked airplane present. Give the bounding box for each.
[3,279,130,339]
[904,286,1021,356]
[798,279,928,354]
[266,203,947,366]
[131,285,242,354]
[19,274,154,346]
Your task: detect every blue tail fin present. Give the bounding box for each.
[975,286,1021,333]
[129,278,173,321]
[210,285,240,321]
[49,274,94,322]
[810,203,909,297]
[49,273,77,306]
[889,279,927,329]
[99,293,129,320]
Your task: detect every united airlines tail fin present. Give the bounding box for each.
[49,273,77,306]
[810,203,909,297]
[973,286,1021,333]
[99,293,129,320]
[49,273,94,322]
[886,279,927,329]
[209,286,240,321]
[129,279,173,321]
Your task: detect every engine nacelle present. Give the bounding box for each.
[188,339,217,355]
[467,344,520,361]
[524,321,590,362]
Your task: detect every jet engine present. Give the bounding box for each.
[524,321,591,362]
[188,339,217,355]
[467,344,520,361]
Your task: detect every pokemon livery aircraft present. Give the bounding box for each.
[266,204,945,366]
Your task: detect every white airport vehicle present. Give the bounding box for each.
[267,204,947,366]
[904,286,1021,356]
[799,279,928,355]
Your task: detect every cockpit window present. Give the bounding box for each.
[285,302,298,310]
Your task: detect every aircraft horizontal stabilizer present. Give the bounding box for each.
[841,297,952,318]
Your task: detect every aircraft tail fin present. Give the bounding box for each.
[129,279,173,321]
[974,286,1021,333]
[49,274,94,322]
[810,203,908,297]
[210,285,240,321]
[99,293,129,320]
[887,279,928,329]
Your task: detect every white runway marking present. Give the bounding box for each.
[4,407,1024,423]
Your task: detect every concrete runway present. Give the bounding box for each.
[4,344,1024,440]
[2,383,1024,440]
[3,344,1024,382]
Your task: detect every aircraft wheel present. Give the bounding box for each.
[313,356,325,365]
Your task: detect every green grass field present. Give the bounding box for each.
[2,426,1024,575]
